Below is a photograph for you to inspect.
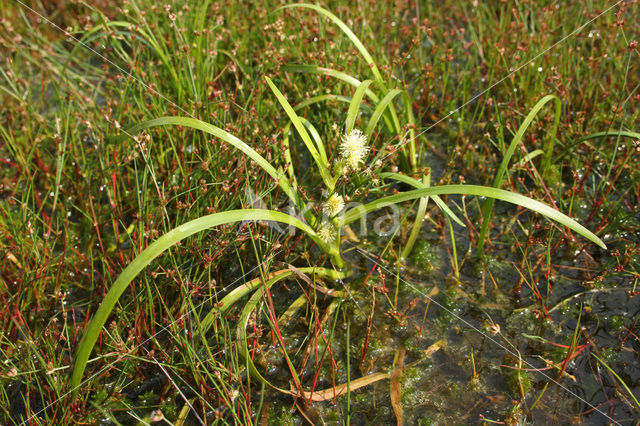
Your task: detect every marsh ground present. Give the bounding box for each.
[1,1,639,424]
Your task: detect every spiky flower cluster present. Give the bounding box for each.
[340,129,370,170]
[317,223,336,243]
[323,193,344,217]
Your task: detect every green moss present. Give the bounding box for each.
[608,315,625,335]
[324,408,342,422]
[601,346,619,363]
[161,397,178,420]
[410,240,443,271]
[437,287,463,328]
[404,366,422,379]
[418,415,435,426]
[138,389,158,406]
[268,406,295,426]
[503,366,532,397]
[483,255,514,283]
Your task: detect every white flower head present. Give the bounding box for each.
[317,223,336,243]
[340,129,370,170]
[323,193,344,217]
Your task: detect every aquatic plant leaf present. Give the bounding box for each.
[346,80,374,134]
[560,130,640,159]
[592,353,640,412]
[70,209,323,390]
[265,76,334,191]
[282,65,380,103]
[365,89,403,140]
[380,172,465,227]
[235,266,345,397]
[198,267,345,336]
[278,3,384,84]
[112,116,300,207]
[294,93,354,111]
[341,185,606,249]
[477,95,561,255]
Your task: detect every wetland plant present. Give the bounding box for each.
[70,78,605,392]
[69,4,607,403]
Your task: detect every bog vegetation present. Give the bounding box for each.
[0,1,639,424]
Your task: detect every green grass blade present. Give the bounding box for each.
[278,5,409,167]
[199,267,345,335]
[260,300,303,393]
[401,177,429,260]
[65,11,179,88]
[365,89,403,140]
[294,94,354,111]
[282,65,380,102]
[379,172,465,227]
[539,97,562,177]
[112,116,299,208]
[445,214,460,278]
[194,0,212,61]
[282,121,298,192]
[215,49,248,77]
[70,209,322,391]
[283,65,395,133]
[278,4,384,84]
[238,286,291,394]
[235,267,345,395]
[400,91,418,169]
[591,353,640,411]
[298,117,328,166]
[493,94,560,190]
[514,149,544,169]
[477,95,561,256]
[346,80,374,134]
[558,130,640,159]
[341,185,606,249]
[265,76,334,192]
[578,130,640,140]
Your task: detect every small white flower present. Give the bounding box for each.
[323,193,344,217]
[340,129,370,170]
[317,223,335,243]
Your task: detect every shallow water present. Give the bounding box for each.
[255,203,639,425]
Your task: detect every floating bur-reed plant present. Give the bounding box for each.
[70,73,606,393]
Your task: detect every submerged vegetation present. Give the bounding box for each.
[1,0,639,424]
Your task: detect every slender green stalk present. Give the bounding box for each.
[294,94,354,111]
[282,65,380,102]
[238,286,291,394]
[265,76,334,192]
[346,319,351,424]
[345,80,374,134]
[400,174,430,260]
[364,89,403,141]
[557,130,640,159]
[445,215,459,279]
[199,267,345,335]
[592,353,640,411]
[235,267,345,394]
